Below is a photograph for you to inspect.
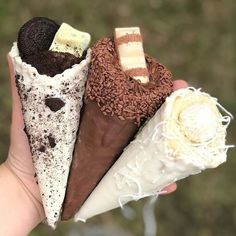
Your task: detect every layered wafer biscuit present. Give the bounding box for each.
[114,27,149,83]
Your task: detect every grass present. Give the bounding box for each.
[0,0,235,235]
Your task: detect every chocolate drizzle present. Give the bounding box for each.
[87,37,173,125]
[115,33,143,45]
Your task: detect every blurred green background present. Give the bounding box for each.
[0,0,235,235]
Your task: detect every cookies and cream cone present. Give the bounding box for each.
[9,42,91,228]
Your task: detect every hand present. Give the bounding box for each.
[0,53,188,236]
[6,55,43,205]
[0,56,45,236]
[160,79,189,195]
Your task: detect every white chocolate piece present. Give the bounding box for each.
[75,88,233,222]
[50,23,91,57]
[114,27,149,83]
[9,43,91,228]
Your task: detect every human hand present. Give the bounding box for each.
[0,56,45,236]
[0,53,187,236]
[6,54,44,210]
[6,57,187,200]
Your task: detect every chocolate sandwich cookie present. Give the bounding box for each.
[25,50,84,77]
[18,17,59,58]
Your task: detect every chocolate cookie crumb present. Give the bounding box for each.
[45,97,65,112]
[25,50,83,76]
[38,145,46,152]
[48,135,56,148]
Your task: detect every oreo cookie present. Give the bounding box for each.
[18,17,59,58]
[25,50,83,76]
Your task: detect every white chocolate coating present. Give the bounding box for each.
[50,23,91,57]
[76,88,232,222]
[9,43,91,228]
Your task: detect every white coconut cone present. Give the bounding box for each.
[9,43,91,228]
[75,87,233,222]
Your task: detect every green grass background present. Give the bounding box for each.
[0,0,235,235]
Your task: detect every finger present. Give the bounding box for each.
[7,55,33,172]
[173,80,189,91]
[160,183,177,195]
[6,57,42,204]
[7,54,25,130]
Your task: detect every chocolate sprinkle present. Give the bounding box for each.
[45,97,65,112]
[87,37,173,124]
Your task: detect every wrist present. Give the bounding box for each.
[0,163,45,235]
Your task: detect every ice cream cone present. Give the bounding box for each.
[75,87,233,221]
[62,37,173,220]
[9,43,91,228]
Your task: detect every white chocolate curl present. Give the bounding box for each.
[75,87,233,222]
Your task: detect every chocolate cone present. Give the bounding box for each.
[62,38,173,220]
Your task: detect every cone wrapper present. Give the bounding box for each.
[76,87,233,222]
[9,43,91,228]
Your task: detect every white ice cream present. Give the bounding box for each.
[75,87,233,222]
[9,43,91,228]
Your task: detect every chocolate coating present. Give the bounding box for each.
[62,38,173,220]
[62,100,138,220]
[18,17,59,58]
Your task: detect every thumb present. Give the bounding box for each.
[7,54,33,174]
[173,80,189,91]
[7,54,25,131]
